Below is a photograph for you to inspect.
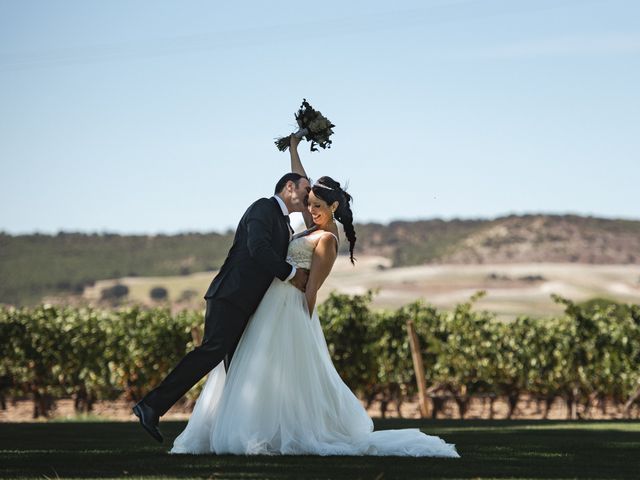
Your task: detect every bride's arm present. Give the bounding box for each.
[290,136,314,229]
[304,234,338,316]
[289,135,307,178]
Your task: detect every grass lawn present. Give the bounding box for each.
[1,419,639,479]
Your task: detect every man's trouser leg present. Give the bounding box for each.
[142,299,247,416]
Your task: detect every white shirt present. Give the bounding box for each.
[272,195,297,281]
[273,194,289,216]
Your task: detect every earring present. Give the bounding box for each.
[331,209,336,222]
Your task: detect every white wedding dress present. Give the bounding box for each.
[170,232,459,457]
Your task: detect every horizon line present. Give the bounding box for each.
[2,211,639,237]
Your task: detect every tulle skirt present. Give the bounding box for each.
[170,278,459,457]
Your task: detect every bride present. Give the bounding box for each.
[169,136,459,458]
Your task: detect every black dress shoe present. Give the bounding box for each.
[132,401,163,443]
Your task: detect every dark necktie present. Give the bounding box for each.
[284,215,293,236]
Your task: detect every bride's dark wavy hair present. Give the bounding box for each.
[311,176,356,265]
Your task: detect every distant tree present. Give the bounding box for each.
[56,280,72,290]
[177,289,198,303]
[150,287,168,301]
[101,284,129,301]
[519,275,546,282]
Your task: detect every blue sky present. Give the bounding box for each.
[1,0,638,234]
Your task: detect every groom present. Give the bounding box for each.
[133,173,311,443]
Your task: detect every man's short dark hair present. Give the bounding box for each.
[274,173,309,194]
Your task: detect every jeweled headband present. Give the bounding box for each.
[313,181,334,191]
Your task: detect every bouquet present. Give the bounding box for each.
[275,99,335,152]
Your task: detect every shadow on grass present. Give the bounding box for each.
[1,419,639,479]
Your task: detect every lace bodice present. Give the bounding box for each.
[286,231,338,269]
[286,235,316,270]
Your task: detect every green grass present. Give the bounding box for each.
[1,419,639,479]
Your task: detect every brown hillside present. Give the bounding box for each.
[352,214,640,266]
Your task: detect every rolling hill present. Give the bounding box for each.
[1,214,639,305]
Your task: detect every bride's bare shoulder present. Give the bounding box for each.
[313,231,339,253]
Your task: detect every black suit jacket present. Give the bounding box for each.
[204,197,293,314]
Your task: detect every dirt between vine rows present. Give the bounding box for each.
[1,393,636,422]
